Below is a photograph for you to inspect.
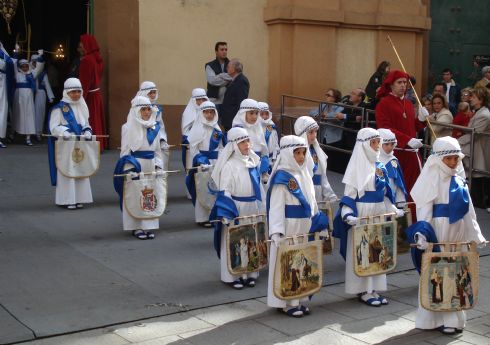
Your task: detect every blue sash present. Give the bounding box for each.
[185,153,213,206]
[432,176,469,223]
[405,221,440,273]
[146,122,160,146]
[1,52,15,103]
[113,155,142,210]
[312,174,321,186]
[209,192,240,258]
[208,128,225,151]
[131,150,155,159]
[332,196,357,260]
[254,151,270,175]
[385,159,408,198]
[310,146,319,175]
[264,125,276,145]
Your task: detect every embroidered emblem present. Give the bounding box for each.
[375,168,383,177]
[266,125,273,132]
[391,160,398,169]
[140,186,157,212]
[62,104,69,113]
[312,154,318,164]
[71,148,84,163]
[287,178,298,191]
[212,131,220,140]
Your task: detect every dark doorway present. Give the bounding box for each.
[1,0,88,99]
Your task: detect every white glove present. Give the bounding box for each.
[222,218,230,225]
[345,216,358,226]
[395,209,405,218]
[129,171,139,178]
[38,49,44,56]
[418,106,429,121]
[416,233,428,250]
[15,43,20,51]
[396,201,407,208]
[83,131,92,140]
[407,138,423,149]
[270,233,282,247]
[478,241,487,249]
[261,173,269,184]
[160,140,169,150]
[62,131,72,140]
[328,194,338,202]
[200,164,211,172]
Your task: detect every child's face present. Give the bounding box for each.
[259,111,269,120]
[237,139,250,155]
[293,148,306,166]
[307,128,318,145]
[442,155,459,169]
[196,98,207,106]
[148,90,157,100]
[20,64,29,73]
[245,111,258,124]
[140,106,152,120]
[370,138,381,151]
[203,109,215,121]
[67,90,82,102]
[382,142,394,154]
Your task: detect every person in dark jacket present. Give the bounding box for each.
[205,42,231,108]
[365,61,390,109]
[220,58,249,131]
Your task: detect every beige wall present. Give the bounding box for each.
[138,0,269,104]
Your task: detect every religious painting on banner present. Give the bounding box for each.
[317,200,334,255]
[420,242,479,312]
[55,138,100,178]
[352,217,397,277]
[273,234,323,301]
[396,206,412,254]
[195,167,216,211]
[226,217,268,275]
[123,173,167,219]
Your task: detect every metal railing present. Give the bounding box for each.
[279,94,490,191]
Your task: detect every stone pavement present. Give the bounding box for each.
[20,255,490,345]
[1,145,490,345]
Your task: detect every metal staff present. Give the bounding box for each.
[210,213,267,223]
[113,170,180,177]
[42,134,110,138]
[265,232,326,244]
[386,35,437,139]
[410,240,489,247]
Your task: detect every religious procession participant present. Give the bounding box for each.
[294,116,337,202]
[48,78,93,209]
[185,101,225,227]
[0,41,14,148]
[210,127,265,289]
[333,128,404,307]
[378,128,407,208]
[11,45,45,146]
[258,102,279,170]
[267,135,328,318]
[114,96,163,240]
[232,98,270,183]
[31,54,54,141]
[181,88,209,169]
[407,136,486,335]
[136,81,169,169]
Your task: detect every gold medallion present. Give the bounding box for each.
[62,105,69,113]
[312,154,318,164]
[392,160,398,169]
[71,148,85,163]
[375,168,383,177]
[287,178,298,191]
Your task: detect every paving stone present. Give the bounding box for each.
[21,329,129,345]
[189,300,271,326]
[132,335,192,345]
[387,270,420,289]
[113,314,213,343]
[295,328,368,345]
[178,320,284,345]
[322,297,413,321]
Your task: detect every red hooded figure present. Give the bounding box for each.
[375,70,426,220]
[79,34,106,150]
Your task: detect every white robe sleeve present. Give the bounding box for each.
[120,125,130,157]
[31,60,45,79]
[268,185,286,237]
[0,58,5,70]
[49,108,69,136]
[219,163,235,198]
[43,74,55,100]
[465,199,486,243]
[154,140,163,169]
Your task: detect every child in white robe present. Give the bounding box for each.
[31,54,54,141]
[333,128,404,306]
[267,135,328,317]
[409,136,486,335]
[49,78,93,209]
[210,127,265,289]
[136,81,169,170]
[258,102,279,169]
[378,128,407,208]
[114,96,163,240]
[186,101,225,227]
[294,116,337,202]
[11,45,45,146]
[232,99,270,183]
[0,42,14,148]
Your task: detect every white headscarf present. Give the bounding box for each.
[181,88,208,134]
[378,128,397,164]
[62,78,90,125]
[123,95,158,153]
[411,136,465,205]
[232,98,268,155]
[187,101,221,148]
[136,81,159,103]
[211,127,260,189]
[269,135,316,216]
[258,102,274,126]
[17,59,30,74]
[342,127,381,198]
[294,116,327,178]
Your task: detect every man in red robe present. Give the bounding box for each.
[375,70,427,219]
[78,34,106,150]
